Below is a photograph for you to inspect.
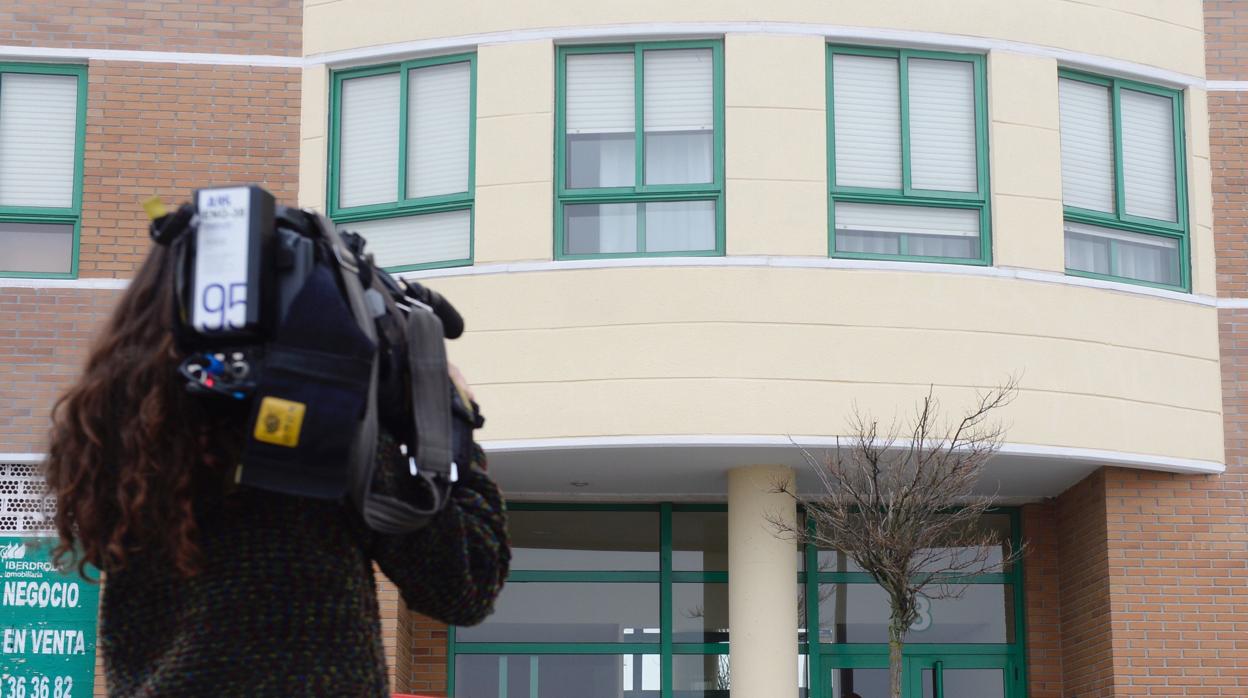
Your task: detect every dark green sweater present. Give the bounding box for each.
[99,443,509,696]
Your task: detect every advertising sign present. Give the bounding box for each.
[0,537,98,698]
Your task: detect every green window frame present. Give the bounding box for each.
[827,46,991,266]
[327,53,476,272]
[801,508,1027,698]
[1058,70,1189,291]
[448,503,730,697]
[0,63,87,279]
[554,41,726,260]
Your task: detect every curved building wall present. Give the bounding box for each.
[298,1,1222,475]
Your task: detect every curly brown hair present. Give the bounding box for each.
[44,244,240,578]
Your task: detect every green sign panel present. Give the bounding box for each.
[1,537,98,698]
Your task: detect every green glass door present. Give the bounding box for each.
[906,655,1017,698]
[821,655,890,698]
[822,655,1018,698]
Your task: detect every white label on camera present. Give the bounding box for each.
[193,187,251,333]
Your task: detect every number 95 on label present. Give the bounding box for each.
[1,674,74,698]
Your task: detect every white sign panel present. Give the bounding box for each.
[192,187,251,333]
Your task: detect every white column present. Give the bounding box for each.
[728,464,798,697]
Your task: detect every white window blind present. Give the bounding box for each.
[0,73,77,208]
[643,49,712,133]
[1120,88,1177,222]
[836,201,979,237]
[567,53,634,134]
[908,58,977,192]
[408,62,471,199]
[341,209,470,268]
[832,54,901,189]
[339,73,400,209]
[1058,78,1115,213]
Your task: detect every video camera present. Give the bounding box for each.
[149,185,475,533]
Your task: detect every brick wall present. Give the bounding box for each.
[0,287,119,452]
[0,0,301,56]
[1056,470,1116,698]
[410,613,450,696]
[80,61,301,277]
[1022,502,1063,698]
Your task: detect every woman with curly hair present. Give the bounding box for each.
[42,241,509,696]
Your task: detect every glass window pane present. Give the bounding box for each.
[644,200,716,252]
[1059,78,1115,213]
[816,584,1014,644]
[0,222,72,274]
[567,53,635,188]
[834,202,978,259]
[339,72,399,208]
[407,61,471,198]
[1065,228,1112,275]
[508,510,660,571]
[673,655,730,697]
[337,209,470,269]
[457,582,659,643]
[644,49,713,185]
[0,72,77,209]
[942,668,1006,698]
[673,583,729,644]
[832,54,902,189]
[914,512,1014,574]
[1121,88,1177,222]
[672,511,727,571]
[816,515,1012,575]
[568,133,635,188]
[565,202,638,255]
[1065,220,1179,285]
[455,654,659,698]
[829,667,890,698]
[908,58,977,193]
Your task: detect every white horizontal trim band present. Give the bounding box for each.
[1206,80,1248,92]
[481,435,1226,475]
[306,21,1205,89]
[4,438,1224,475]
[0,277,128,289]
[1216,298,1248,309]
[4,25,1234,93]
[0,45,301,68]
[0,258,1220,307]
[401,256,1218,307]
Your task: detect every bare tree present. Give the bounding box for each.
[774,383,1024,698]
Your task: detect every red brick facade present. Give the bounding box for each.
[0,0,300,56]
[79,62,300,277]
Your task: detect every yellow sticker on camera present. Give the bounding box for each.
[253,396,306,448]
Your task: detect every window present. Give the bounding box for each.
[555,42,724,259]
[0,64,86,278]
[1058,71,1187,289]
[329,54,475,271]
[449,504,730,697]
[827,47,990,264]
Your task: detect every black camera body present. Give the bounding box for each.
[151,185,470,533]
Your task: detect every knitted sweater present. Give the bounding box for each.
[99,440,509,697]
